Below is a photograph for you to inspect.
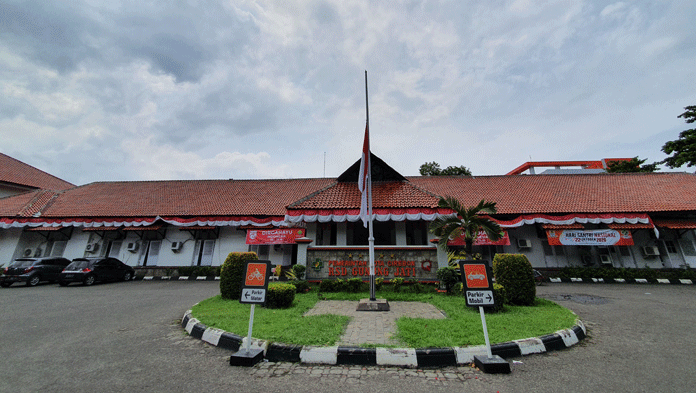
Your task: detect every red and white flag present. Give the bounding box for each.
[358,124,370,228]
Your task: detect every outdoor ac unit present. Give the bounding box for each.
[23,248,34,257]
[517,239,532,249]
[170,241,183,252]
[642,246,660,256]
[600,254,612,264]
[126,242,139,252]
[85,243,99,253]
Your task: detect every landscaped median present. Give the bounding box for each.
[182,288,587,367]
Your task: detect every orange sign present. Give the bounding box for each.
[244,263,268,287]
[463,264,489,289]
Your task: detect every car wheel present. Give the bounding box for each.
[58,281,69,287]
[0,282,11,288]
[27,275,41,287]
[122,271,132,281]
[83,275,96,286]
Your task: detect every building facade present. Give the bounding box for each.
[1,154,695,277]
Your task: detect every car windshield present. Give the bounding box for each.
[10,259,36,268]
[66,260,92,270]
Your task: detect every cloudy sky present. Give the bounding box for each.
[1,0,695,185]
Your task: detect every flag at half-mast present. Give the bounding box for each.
[358,124,370,228]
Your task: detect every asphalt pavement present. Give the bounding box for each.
[1,280,694,393]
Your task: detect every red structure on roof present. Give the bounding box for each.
[506,158,633,175]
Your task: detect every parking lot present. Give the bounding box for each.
[1,281,694,393]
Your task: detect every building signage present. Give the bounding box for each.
[448,230,511,246]
[460,262,496,307]
[246,228,305,245]
[547,229,633,246]
[240,260,271,304]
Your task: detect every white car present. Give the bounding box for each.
[467,273,485,281]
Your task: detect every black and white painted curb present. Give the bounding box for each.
[134,275,694,284]
[181,310,587,367]
[546,277,694,284]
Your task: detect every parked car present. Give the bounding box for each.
[1,257,71,287]
[59,257,135,286]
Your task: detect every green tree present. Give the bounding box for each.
[419,162,472,176]
[606,157,658,173]
[429,197,502,256]
[661,105,696,169]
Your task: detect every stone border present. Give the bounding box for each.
[181,310,587,367]
[546,277,693,285]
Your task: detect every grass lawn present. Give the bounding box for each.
[191,288,577,348]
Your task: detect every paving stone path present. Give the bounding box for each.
[303,300,446,346]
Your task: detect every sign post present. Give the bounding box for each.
[459,261,511,374]
[230,260,271,367]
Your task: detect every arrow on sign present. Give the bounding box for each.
[244,292,250,299]
[486,293,492,302]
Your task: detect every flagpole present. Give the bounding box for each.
[365,70,376,301]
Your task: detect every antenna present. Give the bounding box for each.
[323,152,326,177]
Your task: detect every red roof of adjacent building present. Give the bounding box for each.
[0,153,75,191]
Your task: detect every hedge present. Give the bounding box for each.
[492,254,536,306]
[220,252,259,300]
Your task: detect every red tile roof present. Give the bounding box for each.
[39,178,335,218]
[409,173,696,214]
[0,153,74,190]
[0,172,695,222]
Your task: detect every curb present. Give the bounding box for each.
[546,277,694,285]
[181,310,587,368]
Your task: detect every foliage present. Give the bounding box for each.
[375,277,384,290]
[288,280,311,293]
[558,267,696,281]
[319,279,347,292]
[489,283,507,313]
[219,252,258,300]
[346,277,367,293]
[419,161,472,176]
[606,157,658,173]
[430,197,503,255]
[447,250,481,265]
[265,282,296,309]
[391,277,405,292]
[436,266,460,294]
[492,254,536,306]
[177,266,221,277]
[291,264,306,280]
[661,105,696,169]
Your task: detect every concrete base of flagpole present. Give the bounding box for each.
[356,298,390,311]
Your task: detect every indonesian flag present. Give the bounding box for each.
[358,124,370,228]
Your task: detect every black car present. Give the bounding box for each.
[59,257,135,286]
[1,257,71,287]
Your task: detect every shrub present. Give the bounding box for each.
[492,254,536,306]
[391,277,405,292]
[346,277,366,293]
[319,279,346,292]
[265,283,296,308]
[289,280,310,293]
[177,266,195,277]
[436,266,460,294]
[220,252,259,300]
[375,277,384,290]
[489,283,507,312]
[291,264,306,280]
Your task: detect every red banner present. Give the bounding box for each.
[246,228,305,245]
[447,230,511,246]
[547,229,634,246]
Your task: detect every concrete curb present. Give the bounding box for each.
[546,277,693,284]
[181,310,587,367]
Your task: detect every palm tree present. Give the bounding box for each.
[430,197,503,257]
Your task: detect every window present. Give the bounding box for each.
[665,241,678,254]
[192,239,216,266]
[346,221,396,245]
[248,244,269,260]
[316,222,337,245]
[406,221,429,245]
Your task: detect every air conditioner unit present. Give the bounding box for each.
[126,242,139,252]
[170,241,183,252]
[23,248,34,257]
[85,243,99,253]
[642,246,660,256]
[600,254,612,264]
[517,239,532,249]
